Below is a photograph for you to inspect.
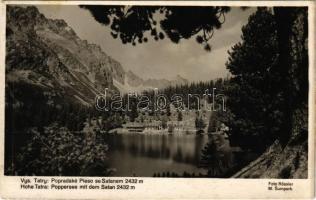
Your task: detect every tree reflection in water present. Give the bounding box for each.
[105,134,208,176]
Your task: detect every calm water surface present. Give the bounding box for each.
[106,133,209,177]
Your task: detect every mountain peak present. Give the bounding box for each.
[6,5,126,106]
[174,74,187,81]
[115,70,189,93]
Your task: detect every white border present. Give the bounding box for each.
[0,1,314,199]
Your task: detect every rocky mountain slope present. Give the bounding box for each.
[232,105,308,178]
[6,6,189,107]
[6,6,128,106]
[232,139,308,178]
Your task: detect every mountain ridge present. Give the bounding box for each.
[6,6,123,106]
[122,70,189,93]
[6,6,189,107]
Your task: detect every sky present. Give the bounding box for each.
[36,5,255,82]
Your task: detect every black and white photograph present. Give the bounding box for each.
[4,3,310,180]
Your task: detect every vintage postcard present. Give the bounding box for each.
[0,0,314,199]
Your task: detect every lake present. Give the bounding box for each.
[105,133,209,177]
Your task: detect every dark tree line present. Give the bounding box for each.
[5,81,122,133]
[142,78,228,110]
